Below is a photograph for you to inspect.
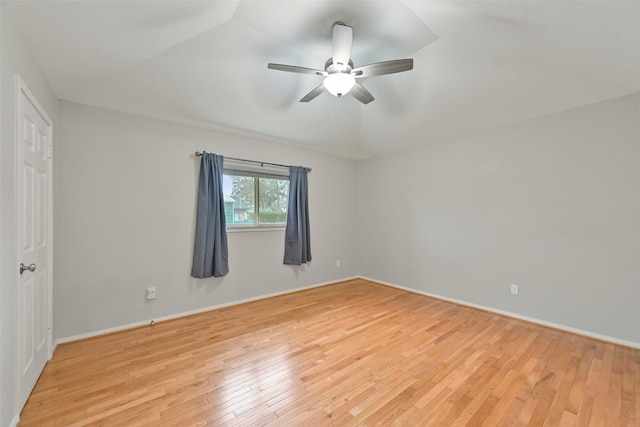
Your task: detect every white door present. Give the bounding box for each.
[17,77,53,410]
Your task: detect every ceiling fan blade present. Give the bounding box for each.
[350,83,375,105]
[331,23,353,67]
[352,59,413,78]
[268,63,326,76]
[300,84,326,102]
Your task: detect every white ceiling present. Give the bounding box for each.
[5,1,640,159]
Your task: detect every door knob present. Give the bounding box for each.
[20,263,36,274]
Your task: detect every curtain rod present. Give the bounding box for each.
[194,152,311,172]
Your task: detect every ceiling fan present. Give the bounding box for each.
[268,22,413,104]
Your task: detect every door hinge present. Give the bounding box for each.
[47,317,52,330]
[48,145,53,158]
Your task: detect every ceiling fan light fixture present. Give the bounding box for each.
[323,72,355,97]
[268,22,413,104]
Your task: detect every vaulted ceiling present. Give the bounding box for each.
[5,1,640,159]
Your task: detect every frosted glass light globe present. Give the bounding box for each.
[323,73,355,97]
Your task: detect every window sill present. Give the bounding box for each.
[227,226,285,233]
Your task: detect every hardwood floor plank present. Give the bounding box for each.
[19,279,640,426]
[622,349,638,425]
[483,371,527,425]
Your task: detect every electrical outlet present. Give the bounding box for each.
[336,260,341,268]
[510,284,519,296]
[146,287,157,300]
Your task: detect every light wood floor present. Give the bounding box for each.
[20,279,639,426]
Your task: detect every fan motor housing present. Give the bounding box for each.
[325,58,354,74]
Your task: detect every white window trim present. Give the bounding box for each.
[223,161,289,231]
[227,226,285,233]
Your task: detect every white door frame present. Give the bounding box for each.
[14,75,54,411]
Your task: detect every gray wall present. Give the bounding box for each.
[357,93,640,344]
[0,5,58,426]
[54,101,358,340]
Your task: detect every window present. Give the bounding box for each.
[222,168,289,229]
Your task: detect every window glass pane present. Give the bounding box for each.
[222,170,289,229]
[258,177,289,225]
[223,174,255,226]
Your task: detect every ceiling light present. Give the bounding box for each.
[323,72,355,97]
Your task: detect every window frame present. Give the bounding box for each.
[223,167,290,232]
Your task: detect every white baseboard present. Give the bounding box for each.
[50,340,57,360]
[9,415,19,427]
[54,275,638,350]
[55,276,359,346]
[360,276,640,350]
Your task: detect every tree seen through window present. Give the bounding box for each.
[223,173,289,227]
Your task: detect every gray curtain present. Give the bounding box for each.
[284,166,311,265]
[191,152,229,278]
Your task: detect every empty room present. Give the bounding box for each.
[1,1,639,426]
